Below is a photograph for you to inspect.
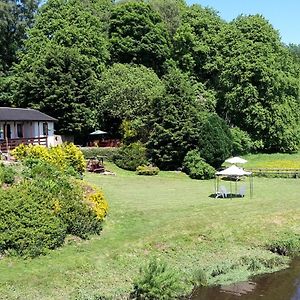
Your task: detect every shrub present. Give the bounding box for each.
[80,147,118,161]
[131,258,184,300]
[230,127,253,155]
[136,165,159,176]
[0,161,109,257]
[25,161,106,239]
[12,143,85,174]
[183,150,215,180]
[0,183,67,257]
[0,164,16,184]
[198,114,233,168]
[113,142,148,171]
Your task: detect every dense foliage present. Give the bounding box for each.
[113,142,148,171]
[0,0,39,74]
[109,1,171,74]
[1,0,300,169]
[183,150,215,180]
[132,258,184,300]
[0,159,108,258]
[197,113,233,168]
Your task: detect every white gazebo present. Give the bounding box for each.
[225,156,248,165]
[215,165,253,198]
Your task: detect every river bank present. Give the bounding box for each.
[192,258,300,300]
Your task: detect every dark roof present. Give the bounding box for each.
[0,107,57,122]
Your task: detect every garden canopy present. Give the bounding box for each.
[89,130,107,135]
[215,165,253,198]
[225,156,248,164]
[216,165,251,177]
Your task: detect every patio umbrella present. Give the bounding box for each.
[89,130,107,135]
[225,156,247,164]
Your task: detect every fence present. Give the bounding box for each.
[246,168,300,178]
[0,137,48,152]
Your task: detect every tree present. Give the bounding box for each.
[109,1,171,73]
[147,67,201,169]
[173,4,225,85]
[97,63,165,138]
[0,0,39,74]
[216,15,300,152]
[98,63,165,122]
[11,0,110,135]
[148,0,186,37]
[197,113,232,168]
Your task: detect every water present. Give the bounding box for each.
[191,259,300,300]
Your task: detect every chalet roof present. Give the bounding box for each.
[0,107,57,122]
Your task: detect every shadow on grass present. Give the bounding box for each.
[209,193,245,199]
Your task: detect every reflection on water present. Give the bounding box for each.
[191,259,300,300]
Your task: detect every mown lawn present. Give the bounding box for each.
[1,161,300,299]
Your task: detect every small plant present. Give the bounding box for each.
[191,269,208,287]
[136,165,159,176]
[183,150,215,180]
[0,164,16,184]
[131,258,184,300]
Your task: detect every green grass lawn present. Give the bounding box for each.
[1,161,300,299]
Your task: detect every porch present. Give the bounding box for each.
[0,136,48,152]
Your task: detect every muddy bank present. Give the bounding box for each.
[191,258,300,300]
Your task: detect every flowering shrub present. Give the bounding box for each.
[12,143,85,173]
[0,160,109,257]
[86,191,109,220]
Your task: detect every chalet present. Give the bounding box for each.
[0,107,57,152]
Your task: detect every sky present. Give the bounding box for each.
[187,0,300,45]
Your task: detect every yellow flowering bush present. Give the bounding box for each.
[86,191,109,221]
[12,144,50,160]
[12,143,85,173]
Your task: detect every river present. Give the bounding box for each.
[191,259,300,300]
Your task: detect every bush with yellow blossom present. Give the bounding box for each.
[12,143,85,173]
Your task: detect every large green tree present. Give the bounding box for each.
[11,0,110,135]
[147,67,201,169]
[98,63,165,135]
[148,0,186,37]
[0,0,39,74]
[173,4,225,85]
[216,15,300,152]
[109,1,171,73]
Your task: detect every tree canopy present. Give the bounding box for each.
[1,0,300,169]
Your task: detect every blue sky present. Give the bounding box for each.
[187,0,300,45]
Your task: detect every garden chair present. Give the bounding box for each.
[238,185,246,197]
[215,185,228,198]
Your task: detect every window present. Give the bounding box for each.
[43,122,48,136]
[17,124,23,138]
